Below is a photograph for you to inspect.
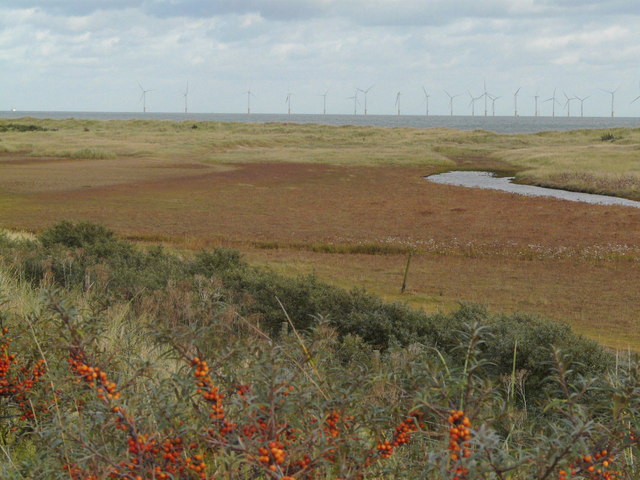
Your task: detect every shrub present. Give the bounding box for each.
[0,123,49,132]
[600,132,617,142]
[3,222,614,410]
[1,292,639,480]
[189,248,245,276]
[21,222,185,295]
[39,221,121,251]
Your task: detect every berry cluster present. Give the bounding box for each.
[66,346,208,480]
[258,440,287,472]
[324,409,355,440]
[68,349,119,403]
[192,357,223,417]
[62,464,98,480]
[392,411,424,447]
[0,327,46,421]
[448,409,473,480]
[375,410,424,459]
[559,449,622,480]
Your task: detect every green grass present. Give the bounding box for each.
[64,148,118,159]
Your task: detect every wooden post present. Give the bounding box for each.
[400,252,413,294]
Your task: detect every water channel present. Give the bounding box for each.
[426,171,640,209]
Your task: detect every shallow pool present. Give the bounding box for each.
[426,171,640,209]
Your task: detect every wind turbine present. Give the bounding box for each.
[444,90,460,116]
[246,87,255,114]
[533,90,540,117]
[320,89,329,115]
[513,87,521,117]
[138,82,152,113]
[563,92,576,117]
[483,80,489,117]
[489,95,500,117]
[601,87,618,117]
[467,91,480,116]
[422,86,431,116]
[183,82,189,114]
[357,85,374,115]
[285,90,292,115]
[575,95,590,117]
[395,92,401,116]
[544,89,558,117]
[347,90,359,115]
[632,82,640,106]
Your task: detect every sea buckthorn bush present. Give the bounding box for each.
[1,222,639,479]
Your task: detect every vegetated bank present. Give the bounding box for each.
[2,222,639,479]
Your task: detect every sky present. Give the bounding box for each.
[1,0,640,117]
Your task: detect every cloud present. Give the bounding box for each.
[1,1,639,114]
[7,0,640,25]
[143,0,330,21]
[1,0,137,16]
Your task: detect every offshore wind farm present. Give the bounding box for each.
[5,78,640,122]
[5,78,640,134]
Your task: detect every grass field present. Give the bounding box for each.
[1,118,640,349]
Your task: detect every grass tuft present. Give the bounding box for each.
[66,148,117,159]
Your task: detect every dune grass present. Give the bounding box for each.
[3,118,640,198]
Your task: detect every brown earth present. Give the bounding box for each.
[3,161,640,247]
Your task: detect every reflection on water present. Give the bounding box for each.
[426,171,640,209]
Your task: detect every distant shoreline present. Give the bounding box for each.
[2,111,640,134]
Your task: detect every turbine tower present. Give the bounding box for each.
[422,86,431,116]
[483,80,489,117]
[347,90,359,115]
[395,92,401,116]
[533,90,540,117]
[489,95,500,117]
[563,92,576,117]
[357,85,374,115]
[183,82,189,114]
[444,90,460,116]
[246,87,255,114]
[138,82,152,113]
[544,89,558,117]
[285,91,292,115]
[320,89,329,115]
[575,95,590,117]
[467,91,480,116]
[601,88,618,117]
[513,87,521,117]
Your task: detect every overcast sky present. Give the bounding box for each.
[1,1,640,116]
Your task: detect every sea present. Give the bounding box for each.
[1,111,640,134]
